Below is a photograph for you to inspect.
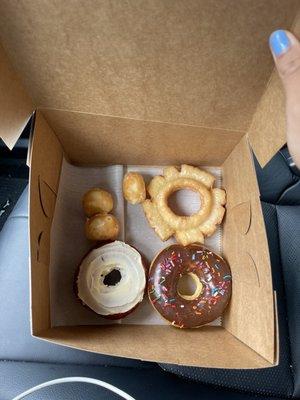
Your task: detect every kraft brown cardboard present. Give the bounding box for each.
[248,73,285,167]
[28,109,275,368]
[40,108,243,166]
[0,43,33,149]
[223,137,274,363]
[30,112,63,334]
[0,0,298,368]
[39,325,272,369]
[1,0,298,131]
[0,0,299,159]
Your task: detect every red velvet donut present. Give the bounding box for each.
[148,244,232,328]
[76,241,146,319]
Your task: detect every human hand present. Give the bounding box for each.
[269,30,300,168]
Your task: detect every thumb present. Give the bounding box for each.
[269,30,300,168]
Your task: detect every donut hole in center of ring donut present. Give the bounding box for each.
[177,272,203,301]
[102,268,122,286]
[167,189,201,217]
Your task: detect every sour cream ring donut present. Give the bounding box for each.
[143,165,226,245]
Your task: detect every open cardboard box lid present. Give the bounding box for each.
[0,1,300,165]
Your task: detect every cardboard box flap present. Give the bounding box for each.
[0,1,298,132]
[0,42,33,149]
[247,72,285,167]
[222,137,275,364]
[248,12,300,167]
[38,325,274,369]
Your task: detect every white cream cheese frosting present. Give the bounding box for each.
[77,241,146,316]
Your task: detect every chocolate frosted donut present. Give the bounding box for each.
[148,244,232,328]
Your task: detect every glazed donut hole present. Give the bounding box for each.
[85,213,119,241]
[177,272,203,301]
[82,188,114,217]
[167,188,201,217]
[123,172,146,204]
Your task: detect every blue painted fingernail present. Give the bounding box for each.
[269,30,291,56]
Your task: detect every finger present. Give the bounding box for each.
[269,30,300,95]
[269,30,300,168]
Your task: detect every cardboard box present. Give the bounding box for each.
[1,1,299,368]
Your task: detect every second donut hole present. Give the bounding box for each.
[167,189,201,217]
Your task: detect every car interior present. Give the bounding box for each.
[1,2,300,398]
[1,116,300,399]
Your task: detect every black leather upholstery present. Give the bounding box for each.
[0,361,283,400]
[277,205,300,397]
[278,180,300,205]
[254,152,296,204]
